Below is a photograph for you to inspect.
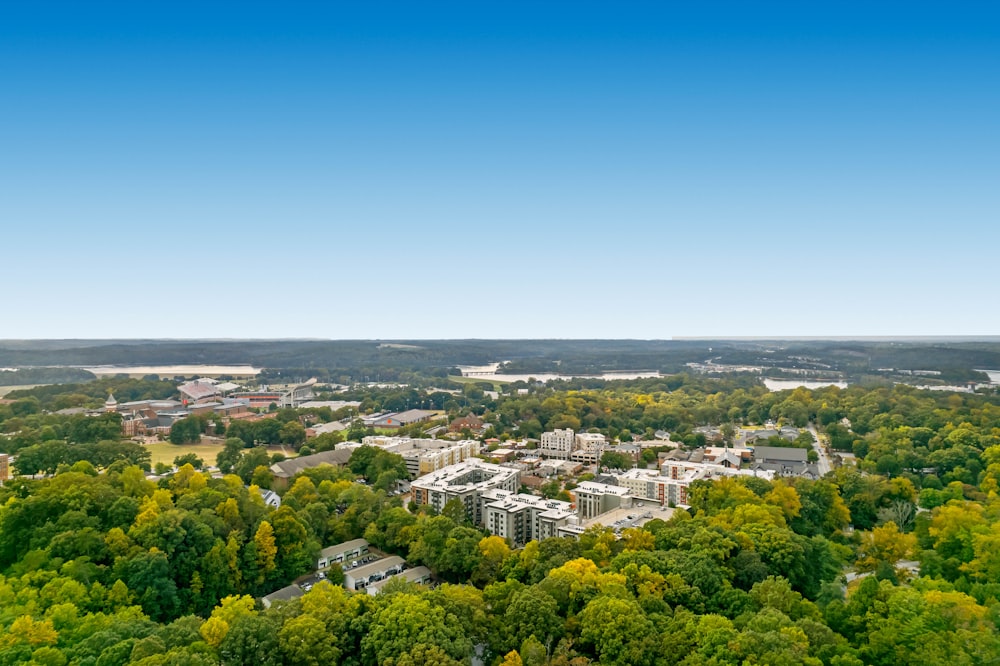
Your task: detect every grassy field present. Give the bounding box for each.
[447,375,510,391]
[141,440,292,468]
[0,384,44,397]
[143,441,228,467]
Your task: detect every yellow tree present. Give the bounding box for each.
[856,522,916,573]
[254,521,278,583]
[500,650,524,666]
[764,483,802,521]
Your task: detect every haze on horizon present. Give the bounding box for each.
[3,2,998,340]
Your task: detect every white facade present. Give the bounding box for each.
[358,436,481,477]
[411,460,520,525]
[572,433,607,463]
[574,481,632,520]
[482,489,574,547]
[539,429,576,460]
[612,462,775,507]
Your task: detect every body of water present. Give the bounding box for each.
[762,378,849,391]
[458,363,660,383]
[975,369,1000,384]
[83,365,260,377]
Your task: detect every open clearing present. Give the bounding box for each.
[141,440,291,467]
[142,441,228,467]
[0,385,45,397]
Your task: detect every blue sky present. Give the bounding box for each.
[2,2,998,339]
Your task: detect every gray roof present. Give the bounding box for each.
[752,446,809,463]
[373,409,435,426]
[365,566,432,593]
[262,584,303,604]
[346,556,406,580]
[270,449,353,478]
[320,538,369,558]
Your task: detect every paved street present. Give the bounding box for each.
[807,423,833,476]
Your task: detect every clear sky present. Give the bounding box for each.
[2,1,998,339]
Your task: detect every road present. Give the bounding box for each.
[807,423,833,476]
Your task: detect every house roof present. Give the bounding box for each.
[346,556,406,580]
[270,449,353,478]
[320,538,369,558]
[262,584,303,604]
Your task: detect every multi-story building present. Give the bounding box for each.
[482,489,574,547]
[572,433,607,463]
[539,429,576,460]
[0,453,8,483]
[411,460,519,525]
[357,436,481,478]
[612,462,775,507]
[574,481,632,520]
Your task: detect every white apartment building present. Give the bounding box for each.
[574,481,632,520]
[482,489,574,547]
[612,462,775,507]
[411,460,520,525]
[572,433,607,463]
[539,429,576,460]
[354,436,481,478]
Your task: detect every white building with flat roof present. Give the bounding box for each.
[572,433,607,463]
[611,461,775,507]
[411,460,520,525]
[482,489,574,547]
[358,436,481,478]
[539,429,576,460]
[574,481,632,520]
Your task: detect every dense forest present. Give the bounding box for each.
[2,374,1000,664]
[2,339,1000,384]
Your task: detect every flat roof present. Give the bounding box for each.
[576,481,631,496]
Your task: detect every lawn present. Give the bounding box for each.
[447,375,510,391]
[0,384,44,397]
[142,440,228,467]
[141,440,292,468]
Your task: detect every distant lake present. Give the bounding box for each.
[83,365,260,377]
[458,363,660,383]
[762,378,848,391]
[976,369,1000,384]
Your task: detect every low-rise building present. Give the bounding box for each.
[269,449,353,489]
[751,446,814,477]
[261,584,303,609]
[369,409,436,429]
[317,538,369,570]
[306,421,349,438]
[344,556,406,591]
[365,566,432,596]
